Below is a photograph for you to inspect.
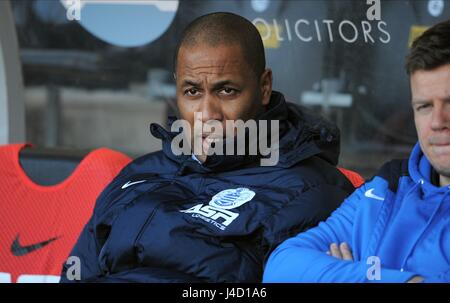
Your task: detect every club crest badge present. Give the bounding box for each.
[209,188,255,210]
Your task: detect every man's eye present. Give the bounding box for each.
[416,104,431,111]
[185,88,199,96]
[219,88,237,96]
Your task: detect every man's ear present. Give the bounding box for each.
[260,69,272,106]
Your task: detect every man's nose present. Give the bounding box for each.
[199,94,223,122]
[430,102,450,131]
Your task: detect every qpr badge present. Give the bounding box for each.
[209,188,256,210]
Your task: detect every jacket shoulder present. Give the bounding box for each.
[289,156,355,193]
[374,159,409,192]
[93,150,172,214]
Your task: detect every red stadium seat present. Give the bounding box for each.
[0,143,131,283]
[338,167,365,188]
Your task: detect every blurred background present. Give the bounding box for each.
[2,0,450,178]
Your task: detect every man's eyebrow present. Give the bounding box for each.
[411,99,430,104]
[210,80,238,90]
[412,95,450,104]
[180,79,239,89]
[181,79,202,87]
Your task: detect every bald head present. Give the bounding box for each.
[174,12,266,78]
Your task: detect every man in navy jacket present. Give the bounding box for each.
[263,20,450,283]
[60,12,354,283]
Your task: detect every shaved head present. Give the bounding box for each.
[174,12,266,78]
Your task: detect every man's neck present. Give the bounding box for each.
[191,154,204,164]
[440,175,450,187]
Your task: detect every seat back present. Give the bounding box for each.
[338,167,365,188]
[0,143,131,283]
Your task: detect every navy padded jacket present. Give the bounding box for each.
[60,91,355,282]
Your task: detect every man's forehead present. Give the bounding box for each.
[180,60,242,77]
[411,65,450,98]
[177,45,247,72]
[411,64,450,84]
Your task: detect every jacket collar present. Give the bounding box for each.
[150,91,340,175]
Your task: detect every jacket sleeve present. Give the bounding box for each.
[60,163,134,283]
[81,267,204,283]
[262,183,418,283]
[261,183,353,255]
[425,268,450,283]
[60,215,102,282]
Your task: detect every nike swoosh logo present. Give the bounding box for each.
[11,234,59,257]
[121,180,146,189]
[364,188,385,201]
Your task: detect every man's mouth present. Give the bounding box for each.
[200,133,222,151]
[430,136,450,145]
[430,137,450,155]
